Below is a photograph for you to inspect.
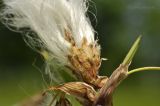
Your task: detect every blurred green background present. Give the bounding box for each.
[0,0,160,106]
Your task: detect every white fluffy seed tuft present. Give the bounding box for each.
[1,0,97,83]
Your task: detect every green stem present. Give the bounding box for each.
[128,67,160,75]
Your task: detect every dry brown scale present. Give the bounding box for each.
[65,29,108,88]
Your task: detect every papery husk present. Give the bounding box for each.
[48,82,97,105]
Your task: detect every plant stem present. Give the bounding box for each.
[128,67,160,75]
[93,64,128,106]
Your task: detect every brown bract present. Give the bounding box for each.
[48,82,96,104]
[64,29,108,88]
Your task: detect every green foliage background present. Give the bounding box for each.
[0,0,160,106]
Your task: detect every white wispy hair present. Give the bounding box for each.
[1,0,97,83]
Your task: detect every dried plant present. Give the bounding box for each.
[0,0,160,106]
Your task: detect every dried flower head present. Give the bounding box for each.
[1,0,107,87]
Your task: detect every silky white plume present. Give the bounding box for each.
[1,0,99,83]
[1,0,95,60]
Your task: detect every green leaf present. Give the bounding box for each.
[122,35,142,66]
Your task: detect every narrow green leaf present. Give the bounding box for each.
[122,35,142,66]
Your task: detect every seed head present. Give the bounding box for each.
[1,0,107,87]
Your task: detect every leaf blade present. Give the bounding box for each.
[122,35,142,66]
